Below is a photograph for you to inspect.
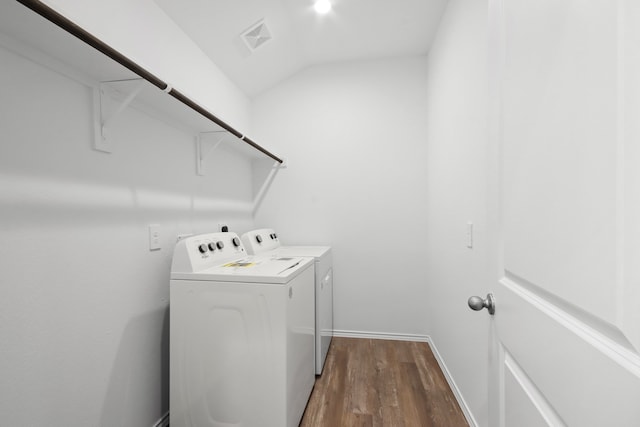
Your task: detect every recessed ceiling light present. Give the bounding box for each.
[314,0,332,14]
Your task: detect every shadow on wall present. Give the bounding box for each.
[100,306,169,427]
[252,157,284,217]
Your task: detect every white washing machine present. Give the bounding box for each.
[241,228,333,375]
[170,232,315,427]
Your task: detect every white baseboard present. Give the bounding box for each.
[332,329,430,342]
[152,412,169,427]
[426,337,478,427]
[332,329,477,427]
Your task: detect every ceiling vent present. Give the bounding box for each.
[241,19,272,52]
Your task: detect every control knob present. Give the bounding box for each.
[198,244,208,254]
[216,241,224,250]
[256,235,263,243]
[232,237,241,247]
[208,243,216,252]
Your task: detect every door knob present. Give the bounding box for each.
[468,293,495,315]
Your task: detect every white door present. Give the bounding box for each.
[483,0,640,425]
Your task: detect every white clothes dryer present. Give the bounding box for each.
[241,228,333,375]
[170,232,315,427]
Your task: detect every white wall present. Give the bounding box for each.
[0,3,262,423]
[0,41,255,425]
[41,0,253,133]
[4,1,493,425]
[252,57,430,336]
[423,0,489,425]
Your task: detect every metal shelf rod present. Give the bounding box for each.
[15,0,283,164]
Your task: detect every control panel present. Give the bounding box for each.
[240,228,281,255]
[171,232,246,273]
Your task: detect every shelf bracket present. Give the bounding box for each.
[196,131,227,175]
[93,78,145,153]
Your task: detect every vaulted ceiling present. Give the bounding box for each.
[155,0,448,97]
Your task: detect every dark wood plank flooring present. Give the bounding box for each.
[300,337,469,427]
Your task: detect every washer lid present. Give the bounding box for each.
[170,255,313,284]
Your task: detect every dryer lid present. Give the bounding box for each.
[271,246,331,260]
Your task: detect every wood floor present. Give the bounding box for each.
[300,337,469,427]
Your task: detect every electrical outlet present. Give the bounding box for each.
[149,224,161,250]
[219,223,228,232]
